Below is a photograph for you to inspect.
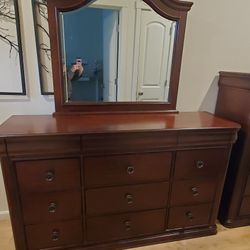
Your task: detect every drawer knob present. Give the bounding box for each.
[124,220,132,231]
[127,166,135,175]
[191,187,199,197]
[196,160,204,169]
[125,193,133,204]
[45,171,55,182]
[186,211,194,221]
[51,229,60,241]
[48,202,57,213]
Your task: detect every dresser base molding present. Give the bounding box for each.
[219,217,250,228]
[56,225,217,250]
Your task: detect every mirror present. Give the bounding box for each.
[59,0,176,103]
[47,0,193,113]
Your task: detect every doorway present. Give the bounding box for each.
[61,6,120,102]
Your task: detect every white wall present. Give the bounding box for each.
[1,0,250,215]
[0,0,54,216]
[177,0,250,112]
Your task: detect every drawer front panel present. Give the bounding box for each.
[244,175,250,196]
[22,190,82,225]
[87,209,165,242]
[86,182,169,216]
[171,179,217,206]
[16,158,81,193]
[175,148,229,179]
[25,220,83,250]
[82,132,177,155]
[168,204,212,229]
[178,131,237,146]
[85,152,172,188]
[239,197,250,216]
[6,136,81,157]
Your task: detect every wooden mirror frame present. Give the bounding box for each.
[47,0,193,114]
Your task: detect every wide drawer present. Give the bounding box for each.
[87,209,165,242]
[168,204,212,229]
[170,178,217,206]
[174,148,229,179]
[244,175,250,196]
[86,182,169,216]
[25,220,83,250]
[239,196,250,216]
[16,158,81,193]
[21,190,82,225]
[84,152,172,188]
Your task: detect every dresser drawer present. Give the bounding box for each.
[174,148,229,179]
[87,209,165,242]
[244,175,250,196]
[168,204,212,229]
[16,158,81,193]
[84,152,172,188]
[170,179,217,206]
[239,196,250,216]
[21,190,82,225]
[86,182,169,216]
[25,220,83,250]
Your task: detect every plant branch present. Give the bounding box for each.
[37,23,49,38]
[40,42,51,60]
[0,33,19,54]
[0,0,16,21]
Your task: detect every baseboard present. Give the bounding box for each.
[0,211,10,220]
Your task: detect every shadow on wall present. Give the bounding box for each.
[199,75,219,114]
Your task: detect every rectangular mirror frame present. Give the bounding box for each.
[47,0,193,114]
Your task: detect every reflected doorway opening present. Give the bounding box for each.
[61,7,120,102]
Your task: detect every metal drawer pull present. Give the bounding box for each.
[45,171,55,182]
[124,220,132,231]
[186,211,194,220]
[127,166,135,175]
[196,160,204,169]
[51,229,60,241]
[48,202,57,213]
[191,187,199,196]
[125,193,133,204]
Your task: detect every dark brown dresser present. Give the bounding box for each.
[0,112,240,249]
[216,71,250,227]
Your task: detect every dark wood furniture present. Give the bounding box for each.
[0,1,242,249]
[0,112,240,249]
[216,71,250,227]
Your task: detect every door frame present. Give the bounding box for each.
[91,0,134,101]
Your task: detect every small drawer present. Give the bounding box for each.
[84,152,172,188]
[174,148,229,179]
[87,209,165,242]
[21,190,82,225]
[239,196,250,216]
[25,220,83,250]
[168,204,212,229]
[170,179,217,206]
[16,158,81,193]
[86,182,169,216]
[244,175,250,196]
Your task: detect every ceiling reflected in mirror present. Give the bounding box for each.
[59,0,176,103]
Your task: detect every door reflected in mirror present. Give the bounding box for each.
[59,0,176,103]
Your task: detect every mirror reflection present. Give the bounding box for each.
[59,0,176,103]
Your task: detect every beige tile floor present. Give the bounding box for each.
[1,219,250,250]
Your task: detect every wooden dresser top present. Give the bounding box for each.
[0,112,240,138]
